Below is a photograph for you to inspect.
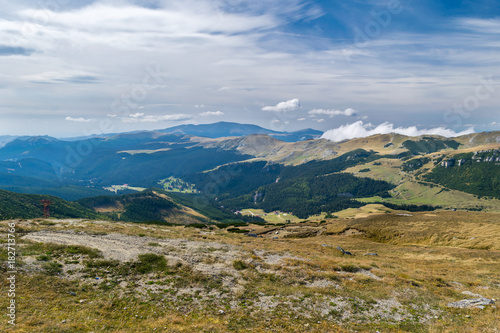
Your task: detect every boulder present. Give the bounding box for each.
[447,297,495,309]
[337,246,353,255]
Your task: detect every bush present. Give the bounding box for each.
[184,223,208,229]
[66,245,102,258]
[37,254,51,261]
[227,228,250,233]
[233,260,248,270]
[43,262,63,275]
[135,253,167,274]
[86,260,119,268]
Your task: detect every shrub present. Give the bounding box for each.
[86,260,119,268]
[233,260,248,270]
[43,262,63,275]
[135,253,167,274]
[227,228,250,233]
[66,245,102,258]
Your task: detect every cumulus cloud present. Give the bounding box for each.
[308,108,357,117]
[65,116,96,122]
[200,111,224,116]
[122,113,192,123]
[321,121,475,142]
[262,98,300,112]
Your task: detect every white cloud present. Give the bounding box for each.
[297,117,306,121]
[65,116,96,122]
[315,118,325,123]
[0,2,498,136]
[262,98,300,112]
[129,112,145,119]
[321,121,475,142]
[19,2,278,43]
[195,104,205,108]
[457,18,500,34]
[200,111,224,116]
[308,108,357,117]
[123,113,192,123]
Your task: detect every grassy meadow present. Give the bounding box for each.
[1,210,499,332]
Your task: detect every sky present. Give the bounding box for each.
[0,0,499,139]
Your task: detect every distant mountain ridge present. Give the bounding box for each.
[0,135,19,148]
[0,123,499,215]
[157,121,323,142]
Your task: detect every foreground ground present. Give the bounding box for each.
[1,209,499,332]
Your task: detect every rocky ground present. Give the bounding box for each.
[1,215,499,332]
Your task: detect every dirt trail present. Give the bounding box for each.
[22,231,243,275]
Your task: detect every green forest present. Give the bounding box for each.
[183,150,394,218]
[0,189,103,220]
[424,158,500,199]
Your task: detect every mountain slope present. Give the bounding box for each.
[158,121,323,142]
[194,135,340,165]
[0,126,498,214]
[422,149,500,199]
[184,149,395,218]
[0,189,104,220]
[77,189,209,224]
[0,135,18,148]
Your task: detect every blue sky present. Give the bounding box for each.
[0,0,499,138]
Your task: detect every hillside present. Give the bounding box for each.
[2,210,498,332]
[0,189,103,220]
[0,124,498,216]
[0,135,18,148]
[184,150,395,218]
[78,189,209,224]
[343,147,500,211]
[422,149,500,199]
[77,189,266,225]
[158,121,323,142]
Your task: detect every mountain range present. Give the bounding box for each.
[0,122,499,221]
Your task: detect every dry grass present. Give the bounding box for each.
[1,211,499,332]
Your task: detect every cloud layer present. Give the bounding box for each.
[321,121,475,142]
[0,1,498,136]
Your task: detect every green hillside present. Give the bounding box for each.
[402,137,460,154]
[0,189,104,220]
[183,149,394,218]
[423,152,500,199]
[1,128,498,219]
[78,190,185,223]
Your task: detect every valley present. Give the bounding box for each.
[0,124,499,221]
